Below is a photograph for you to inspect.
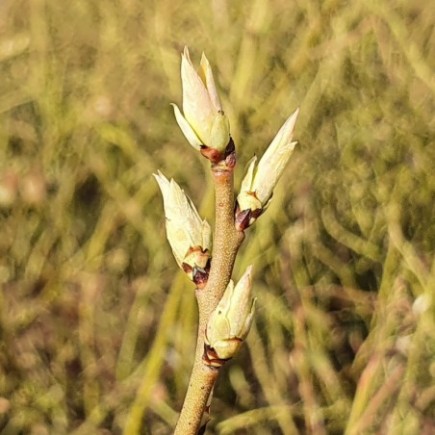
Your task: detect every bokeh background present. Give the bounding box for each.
[1,0,434,434]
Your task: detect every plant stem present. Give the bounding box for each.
[174,163,245,435]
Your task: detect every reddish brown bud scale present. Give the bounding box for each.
[235,200,264,231]
[200,146,224,164]
[200,136,236,166]
[202,342,236,368]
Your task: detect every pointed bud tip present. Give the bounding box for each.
[200,52,209,65]
[153,170,168,185]
[290,107,300,119]
[241,265,254,281]
[283,107,300,134]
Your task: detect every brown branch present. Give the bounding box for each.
[174,159,245,435]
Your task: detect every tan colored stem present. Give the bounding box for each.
[174,164,245,435]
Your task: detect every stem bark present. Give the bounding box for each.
[174,163,244,435]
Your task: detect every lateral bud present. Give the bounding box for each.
[154,171,212,287]
[204,266,256,367]
[235,108,299,230]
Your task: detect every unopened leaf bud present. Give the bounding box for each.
[235,108,299,230]
[154,171,211,287]
[172,47,232,163]
[204,266,256,367]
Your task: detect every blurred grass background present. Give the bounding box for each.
[1,0,434,433]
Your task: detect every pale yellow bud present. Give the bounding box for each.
[236,108,299,230]
[172,47,231,161]
[204,266,256,367]
[210,111,230,152]
[154,171,211,286]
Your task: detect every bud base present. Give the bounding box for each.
[201,137,236,167]
[203,343,234,368]
[235,205,264,231]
